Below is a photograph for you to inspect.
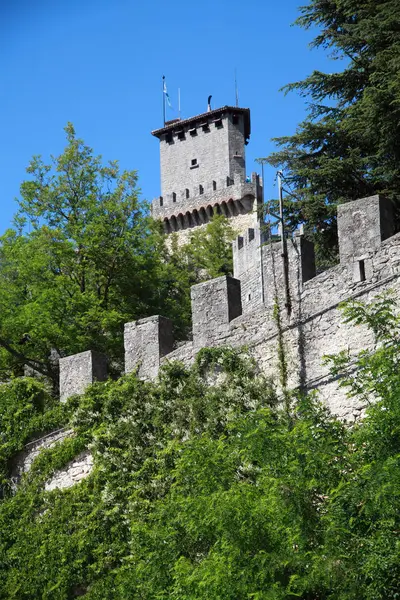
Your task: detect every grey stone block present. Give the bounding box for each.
[191,276,242,349]
[337,195,394,265]
[59,350,107,403]
[124,315,174,380]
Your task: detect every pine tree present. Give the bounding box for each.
[267,0,400,264]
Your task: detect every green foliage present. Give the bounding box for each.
[3,297,400,598]
[0,124,193,385]
[266,0,400,265]
[182,214,236,280]
[0,378,69,497]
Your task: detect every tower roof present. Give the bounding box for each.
[151,106,251,143]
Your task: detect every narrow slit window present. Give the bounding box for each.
[172,192,177,203]
[160,196,163,207]
[185,188,190,199]
[191,158,197,166]
[212,180,217,191]
[199,185,204,195]
[359,260,366,282]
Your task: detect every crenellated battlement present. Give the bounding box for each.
[58,194,400,421]
[152,173,262,233]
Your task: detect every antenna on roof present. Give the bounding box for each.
[207,95,212,112]
[234,68,239,107]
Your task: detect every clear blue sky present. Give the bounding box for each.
[0,0,338,233]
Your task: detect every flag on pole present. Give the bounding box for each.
[163,79,172,108]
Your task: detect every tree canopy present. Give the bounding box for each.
[0,125,234,387]
[266,0,400,265]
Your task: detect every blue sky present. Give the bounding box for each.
[0,0,339,233]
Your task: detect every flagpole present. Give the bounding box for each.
[162,75,166,126]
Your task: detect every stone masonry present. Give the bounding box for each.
[151,106,262,240]
[121,193,399,422]
[57,193,400,422]
[59,350,107,403]
[43,193,400,493]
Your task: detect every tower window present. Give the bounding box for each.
[248,228,255,242]
[177,130,185,140]
[191,158,197,166]
[214,119,223,129]
[232,114,239,125]
[160,196,163,207]
[199,185,204,195]
[212,180,217,191]
[165,131,173,143]
[226,176,234,186]
[172,192,177,203]
[202,123,210,132]
[189,127,197,136]
[185,188,190,199]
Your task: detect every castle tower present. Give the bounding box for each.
[151,105,262,240]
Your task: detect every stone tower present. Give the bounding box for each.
[151,105,262,241]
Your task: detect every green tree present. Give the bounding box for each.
[266,0,400,265]
[182,214,237,280]
[317,293,400,598]
[0,124,191,385]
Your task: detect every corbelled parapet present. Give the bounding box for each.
[191,276,242,349]
[124,315,174,380]
[59,350,107,403]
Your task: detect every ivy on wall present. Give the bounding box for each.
[2,295,400,600]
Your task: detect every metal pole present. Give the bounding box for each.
[277,170,292,317]
[260,162,265,305]
[162,75,166,126]
[235,68,239,107]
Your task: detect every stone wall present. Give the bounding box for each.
[127,194,400,421]
[21,195,399,493]
[44,451,93,492]
[10,428,73,488]
[156,109,246,200]
[151,106,261,243]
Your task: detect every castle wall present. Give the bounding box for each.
[34,194,400,493]
[9,428,73,488]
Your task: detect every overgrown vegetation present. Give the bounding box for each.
[2,295,400,598]
[0,125,234,388]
